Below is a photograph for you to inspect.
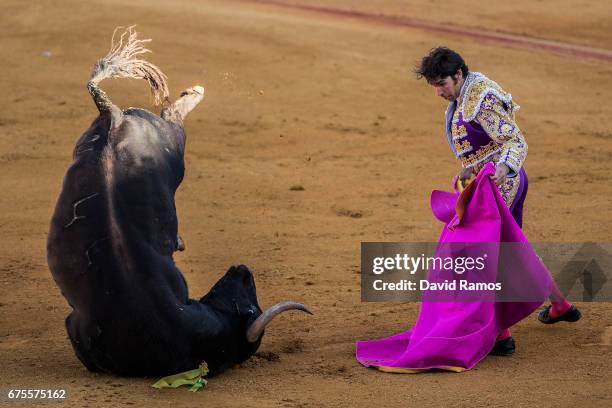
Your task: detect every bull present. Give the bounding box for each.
[47,27,310,377]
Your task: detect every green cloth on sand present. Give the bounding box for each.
[152,362,209,392]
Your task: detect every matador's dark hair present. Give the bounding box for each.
[415,47,469,81]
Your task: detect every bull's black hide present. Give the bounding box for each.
[48,29,309,377]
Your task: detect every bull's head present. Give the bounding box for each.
[199,264,311,374]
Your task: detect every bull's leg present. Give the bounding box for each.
[161,86,205,125]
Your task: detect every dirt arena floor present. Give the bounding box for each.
[1,0,611,406]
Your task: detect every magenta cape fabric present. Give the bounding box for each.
[355,163,553,372]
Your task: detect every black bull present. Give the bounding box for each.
[47,29,310,377]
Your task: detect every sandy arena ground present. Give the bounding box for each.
[1,0,611,406]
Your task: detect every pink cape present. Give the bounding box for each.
[355,163,552,372]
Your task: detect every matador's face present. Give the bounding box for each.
[428,71,464,102]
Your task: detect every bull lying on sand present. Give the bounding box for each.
[47,28,310,377]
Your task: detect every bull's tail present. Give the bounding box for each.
[87,26,170,114]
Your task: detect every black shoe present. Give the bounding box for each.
[538,305,582,324]
[489,336,516,356]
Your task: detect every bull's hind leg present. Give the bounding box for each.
[161,86,205,125]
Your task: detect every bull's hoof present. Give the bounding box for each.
[163,85,205,123]
[180,85,204,97]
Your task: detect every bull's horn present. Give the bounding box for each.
[246,301,312,343]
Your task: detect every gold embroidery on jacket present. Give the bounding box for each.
[460,140,500,168]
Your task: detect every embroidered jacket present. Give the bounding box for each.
[445,72,527,177]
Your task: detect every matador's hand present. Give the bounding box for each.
[491,163,510,185]
[458,167,474,182]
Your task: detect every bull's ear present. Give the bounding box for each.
[162,86,205,124]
